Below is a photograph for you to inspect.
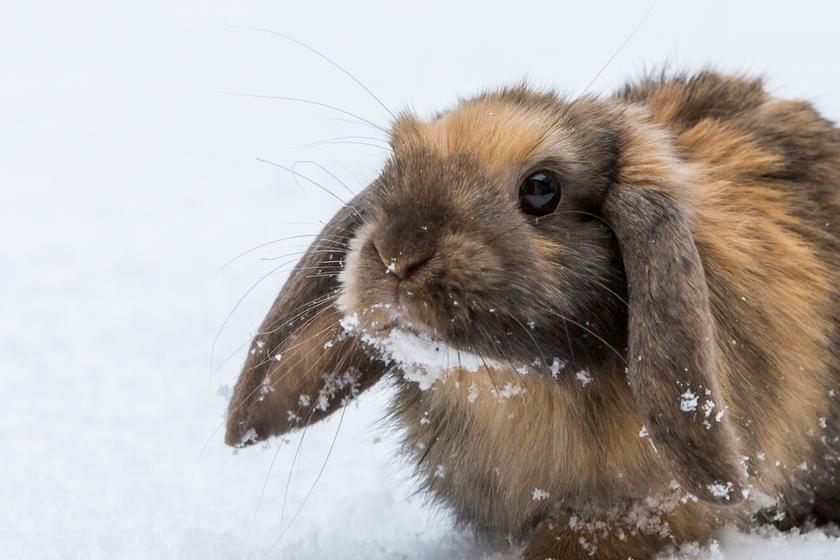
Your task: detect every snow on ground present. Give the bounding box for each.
[2,1,840,558]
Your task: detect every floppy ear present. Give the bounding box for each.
[224,196,389,447]
[602,183,744,504]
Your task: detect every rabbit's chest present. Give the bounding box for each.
[392,367,663,534]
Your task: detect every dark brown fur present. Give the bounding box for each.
[225,71,840,559]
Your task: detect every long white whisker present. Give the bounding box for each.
[225,24,397,121]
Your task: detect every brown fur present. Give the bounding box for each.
[225,71,840,559]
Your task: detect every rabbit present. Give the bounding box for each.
[224,70,840,559]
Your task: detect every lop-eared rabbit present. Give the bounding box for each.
[226,71,840,559]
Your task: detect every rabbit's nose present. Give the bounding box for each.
[374,242,433,281]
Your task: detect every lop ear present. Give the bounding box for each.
[225,196,389,448]
[602,183,744,504]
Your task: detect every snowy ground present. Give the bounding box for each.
[3,1,840,558]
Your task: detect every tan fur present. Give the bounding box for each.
[392,101,581,186]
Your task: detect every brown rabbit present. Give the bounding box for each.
[225,71,840,559]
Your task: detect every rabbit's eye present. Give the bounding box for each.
[519,171,561,216]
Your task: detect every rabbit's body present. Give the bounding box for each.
[226,72,840,559]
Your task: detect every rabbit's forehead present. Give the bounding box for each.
[391,99,577,179]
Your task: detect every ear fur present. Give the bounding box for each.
[224,197,388,447]
[603,180,745,504]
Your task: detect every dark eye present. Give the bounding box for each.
[519,171,561,216]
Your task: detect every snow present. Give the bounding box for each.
[550,357,567,378]
[3,0,840,559]
[345,316,502,390]
[706,482,737,501]
[680,390,700,412]
[532,488,551,501]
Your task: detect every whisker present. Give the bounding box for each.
[210,293,339,378]
[505,311,549,370]
[295,136,390,149]
[225,92,389,134]
[476,323,526,387]
[549,310,626,365]
[272,334,362,555]
[574,269,629,308]
[293,160,360,198]
[256,290,340,341]
[245,437,284,543]
[259,248,342,262]
[469,347,501,397]
[257,157,368,225]
[244,307,340,382]
[211,254,341,380]
[216,234,320,273]
[563,318,575,363]
[210,257,305,374]
[305,140,393,151]
[244,325,346,553]
[225,24,397,121]
[279,402,349,545]
[328,157,371,192]
[315,115,390,132]
[277,337,362,541]
[579,2,655,95]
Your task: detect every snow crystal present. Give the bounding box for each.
[680,390,699,412]
[575,370,592,385]
[467,383,478,403]
[550,357,566,378]
[257,375,273,401]
[532,488,550,501]
[215,384,232,399]
[237,428,258,447]
[489,382,523,401]
[707,482,735,500]
[749,490,778,510]
[702,399,717,428]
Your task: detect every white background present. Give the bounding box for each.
[2,1,840,558]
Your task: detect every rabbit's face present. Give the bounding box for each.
[339,96,627,372]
